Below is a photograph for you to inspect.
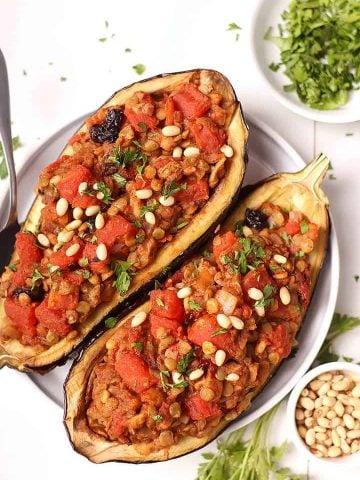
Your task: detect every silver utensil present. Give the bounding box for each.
[0,49,20,273]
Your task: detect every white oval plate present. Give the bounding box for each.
[251,0,360,124]
[2,113,339,433]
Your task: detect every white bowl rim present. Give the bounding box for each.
[250,0,360,124]
[287,361,360,468]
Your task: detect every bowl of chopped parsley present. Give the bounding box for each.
[251,0,360,122]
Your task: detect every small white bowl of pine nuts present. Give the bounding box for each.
[287,362,360,468]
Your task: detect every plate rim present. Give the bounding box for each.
[12,112,338,431]
[250,0,360,124]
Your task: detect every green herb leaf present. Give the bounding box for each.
[300,221,308,234]
[83,182,113,204]
[0,136,22,180]
[255,284,276,309]
[227,22,241,31]
[31,268,44,290]
[176,220,189,230]
[132,64,146,75]
[109,145,148,175]
[60,76,67,82]
[151,414,163,423]
[211,328,228,337]
[135,234,145,244]
[156,297,165,307]
[131,341,144,352]
[140,201,158,217]
[105,20,109,28]
[79,257,89,267]
[98,37,107,42]
[173,380,189,389]
[138,122,148,132]
[113,173,127,187]
[161,181,187,200]
[355,275,359,282]
[8,263,17,272]
[177,349,196,374]
[125,48,132,53]
[75,269,91,279]
[105,317,118,329]
[189,299,202,312]
[112,260,133,295]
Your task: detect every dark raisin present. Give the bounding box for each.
[244,208,268,230]
[14,285,44,302]
[89,108,124,144]
[103,162,119,176]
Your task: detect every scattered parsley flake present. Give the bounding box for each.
[8,264,17,272]
[98,37,107,42]
[125,48,132,53]
[138,122,148,132]
[161,181,187,200]
[329,174,337,180]
[156,297,165,307]
[354,275,359,283]
[255,285,276,309]
[112,173,127,188]
[151,414,163,423]
[227,22,241,31]
[211,328,228,337]
[79,257,89,267]
[177,349,196,374]
[140,201,158,218]
[60,76,67,82]
[135,234,145,244]
[131,341,144,352]
[132,64,146,75]
[345,133,354,136]
[189,299,202,312]
[31,268,44,290]
[112,260,133,295]
[105,317,118,329]
[176,220,189,230]
[300,221,308,234]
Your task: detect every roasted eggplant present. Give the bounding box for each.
[64,154,330,463]
[0,69,248,372]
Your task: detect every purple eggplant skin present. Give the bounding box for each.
[0,69,248,373]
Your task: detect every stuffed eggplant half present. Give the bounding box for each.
[0,69,248,372]
[64,154,330,463]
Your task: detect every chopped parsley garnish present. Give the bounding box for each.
[161,181,187,200]
[112,260,133,296]
[131,341,144,352]
[189,299,202,312]
[8,264,17,272]
[31,268,44,289]
[109,145,148,176]
[0,136,22,180]
[125,48,132,53]
[135,234,145,244]
[90,235,98,244]
[23,69,27,76]
[133,219,142,228]
[151,414,163,423]
[132,64,146,75]
[156,297,165,307]
[160,370,171,391]
[75,269,91,279]
[173,380,189,389]
[176,220,189,230]
[105,317,118,329]
[300,221,308,234]
[83,182,113,205]
[112,173,127,187]
[329,174,337,180]
[79,257,89,267]
[255,285,276,309]
[211,328,228,337]
[234,220,243,237]
[138,122,148,132]
[227,22,241,31]
[264,0,360,110]
[98,37,107,42]
[221,237,266,274]
[105,20,109,28]
[203,248,210,257]
[346,132,354,137]
[140,201,158,217]
[280,232,290,245]
[177,349,196,374]
[60,76,67,82]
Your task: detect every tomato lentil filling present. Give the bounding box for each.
[86,203,319,448]
[0,73,235,348]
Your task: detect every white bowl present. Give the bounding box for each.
[287,362,360,469]
[250,0,360,123]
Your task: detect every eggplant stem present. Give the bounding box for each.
[292,153,329,203]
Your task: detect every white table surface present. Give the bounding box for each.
[1,1,360,479]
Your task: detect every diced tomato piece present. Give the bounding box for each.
[109,412,127,437]
[62,271,84,286]
[165,96,175,126]
[307,223,319,241]
[82,243,109,273]
[149,314,183,338]
[150,289,185,321]
[72,192,100,209]
[57,165,95,205]
[189,118,225,154]
[267,324,292,360]
[4,297,37,337]
[15,232,42,270]
[187,314,234,352]
[241,266,275,297]
[284,221,301,236]
[115,350,156,393]
[124,109,158,132]
[47,290,78,310]
[49,238,84,269]
[212,231,238,269]
[172,84,211,120]
[97,215,136,248]
[174,179,209,204]
[12,270,28,287]
[35,299,72,337]
[185,395,221,420]
[40,201,71,233]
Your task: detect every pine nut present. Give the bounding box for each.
[337,393,350,405]
[352,410,360,419]
[215,349,226,367]
[57,230,75,243]
[326,410,336,420]
[295,409,305,421]
[351,440,360,453]
[229,316,244,330]
[331,429,341,447]
[242,226,253,237]
[314,426,326,433]
[162,125,181,137]
[317,417,331,428]
[314,398,323,409]
[341,438,351,454]
[323,396,336,407]
[183,146,200,157]
[73,207,84,220]
[172,146,182,158]
[336,425,347,439]
[220,144,233,158]
[131,311,147,327]
[226,373,239,382]
[349,398,360,409]
[327,389,337,397]
[352,385,360,398]
[66,219,82,231]
[300,397,315,411]
[305,417,315,428]
[318,373,333,381]
[315,444,328,455]
[78,181,88,194]
[37,233,50,247]
[305,429,315,446]
[315,432,327,442]
[135,189,153,200]
[331,417,341,428]
[65,243,80,257]
[159,195,175,207]
[145,211,156,225]
[318,383,330,396]
[177,287,192,299]
[56,198,69,217]
[255,306,265,317]
[216,313,231,329]
[96,243,107,261]
[95,213,105,230]
[172,371,184,384]
[333,379,350,391]
[328,446,341,457]
[344,413,355,429]
[189,368,204,381]
[85,205,101,216]
[298,425,307,438]
[279,286,291,305]
[248,287,263,300]
[301,388,309,397]
[334,401,344,417]
[273,254,287,264]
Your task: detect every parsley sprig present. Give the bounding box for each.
[112,260,133,296]
[255,285,276,309]
[161,181,187,200]
[177,349,196,374]
[109,145,148,176]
